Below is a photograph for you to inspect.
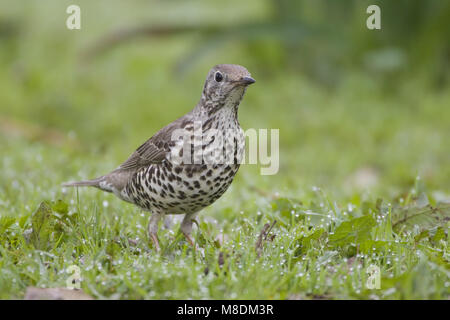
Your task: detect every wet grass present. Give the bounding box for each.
[0,140,449,299]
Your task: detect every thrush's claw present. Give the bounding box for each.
[183,232,195,247]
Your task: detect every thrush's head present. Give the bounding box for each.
[201,64,255,111]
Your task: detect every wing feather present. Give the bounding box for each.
[117,112,193,171]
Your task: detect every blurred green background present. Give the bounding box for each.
[0,0,449,209]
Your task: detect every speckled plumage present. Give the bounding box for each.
[63,64,255,250]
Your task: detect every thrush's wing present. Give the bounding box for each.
[117,113,193,171]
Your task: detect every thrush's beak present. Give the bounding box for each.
[240,76,256,85]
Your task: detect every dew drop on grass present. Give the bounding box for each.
[103,200,109,208]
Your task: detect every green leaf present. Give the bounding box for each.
[329,215,376,247]
[359,240,392,254]
[393,203,450,232]
[414,230,429,243]
[0,216,16,234]
[431,227,446,243]
[30,201,54,250]
[18,214,29,228]
[302,228,324,249]
[294,228,325,255]
[52,199,69,215]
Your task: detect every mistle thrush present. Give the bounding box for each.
[63,64,255,250]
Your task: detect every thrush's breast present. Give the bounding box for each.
[124,112,245,214]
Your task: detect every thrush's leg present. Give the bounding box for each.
[148,213,163,251]
[180,212,198,247]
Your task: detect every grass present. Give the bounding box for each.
[0,0,449,299]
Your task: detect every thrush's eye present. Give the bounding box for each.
[214,71,223,82]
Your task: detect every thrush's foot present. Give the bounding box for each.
[181,231,204,257]
[148,213,163,252]
[182,232,195,247]
[181,213,204,253]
